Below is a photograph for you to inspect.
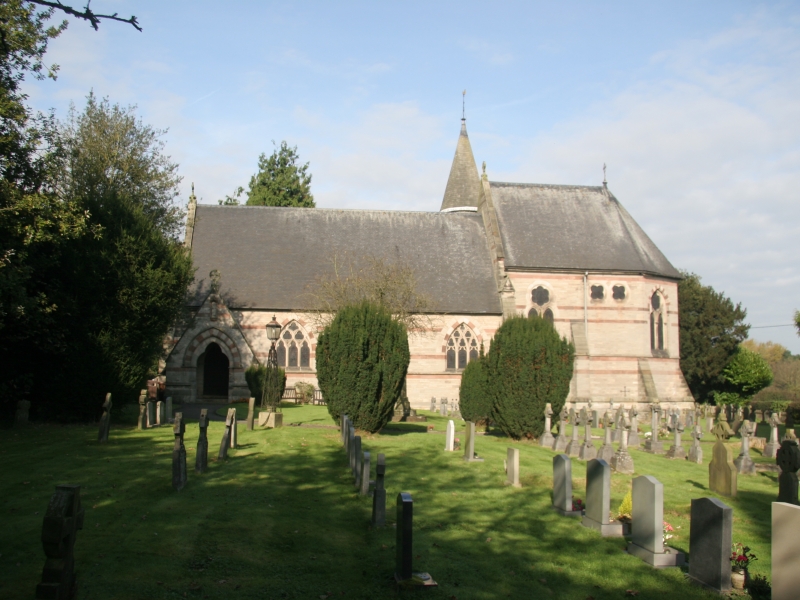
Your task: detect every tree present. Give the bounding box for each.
[459,345,492,429]
[741,339,788,366]
[714,346,773,406]
[315,301,409,433]
[28,1,141,31]
[485,315,574,440]
[795,310,799,337]
[244,141,315,207]
[678,272,749,403]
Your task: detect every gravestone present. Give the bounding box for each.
[246,397,255,431]
[587,399,594,426]
[666,415,686,459]
[146,400,156,428]
[196,409,209,474]
[706,408,714,433]
[776,440,800,505]
[597,410,615,463]
[97,393,112,443]
[35,484,84,600]
[360,451,372,496]
[765,413,782,458]
[688,497,732,593]
[552,407,568,452]
[612,405,624,443]
[564,409,581,457]
[156,401,165,425]
[348,427,356,474]
[688,426,703,464]
[552,454,581,516]
[137,391,147,430]
[430,397,436,412]
[773,502,800,600]
[627,475,685,567]
[218,410,233,460]
[463,422,484,462]
[166,396,173,420]
[341,415,348,445]
[229,408,238,448]
[372,454,386,527]
[686,410,694,430]
[611,418,634,475]
[578,408,597,461]
[440,398,448,417]
[731,407,743,436]
[445,420,455,452]
[783,411,797,442]
[353,436,362,487]
[709,414,737,497]
[505,447,521,488]
[628,406,640,448]
[395,492,437,587]
[582,459,624,536]
[16,399,30,426]
[645,403,664,454]
[172,412,187,491]
[540,403,555,447]
[733,420,756,475]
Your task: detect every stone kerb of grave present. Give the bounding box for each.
[552,454,582,517]
[776,440,800,505]
[97,393,112,443]
[172,412,188,491]
[582,459,624,537]
[394,492,437,588]
[505,447,521,488]
[708,415,737,497]
[627,475,685,567]
[372,454,386,527]
[196,409,209,474]
[35,484,84,600]
[540,403,555,448]
[733,420,756,475]
[773,502,800,599]
[688,497,732,593]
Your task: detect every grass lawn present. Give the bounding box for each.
[0,404,779,599]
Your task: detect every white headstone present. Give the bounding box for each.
[445,420,455,452]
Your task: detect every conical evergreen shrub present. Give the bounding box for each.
[485,315,575,440]
[316,301,409,433]
[459,346,492,427]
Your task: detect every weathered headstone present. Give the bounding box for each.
[706,407,714,433]
[765,412,782,458]
[552,406,568,452]
[218,410,233,460]
[582,459,623,536]
[372,454,386,527]
[348,426,356,474]
[463,421,484,462]
[773,502,800,600]
[246,397,255,431]
[505,447,521,488]
[628,406,640,448]
[612,405,624,443]
[360,451,372,496]
[430,397,436,412]
[783,410,797,442]
[776,440,800,505]
[166,396,173,420]
[611,417,634,475]
[156,400,164,425]
[395,492,436,587]
[137,391,147,430]
[552,454,581,516]
[688,426,703,464]
[564,409,581,457]
[709,413,737,497]
[172,412,187,491]
[97,393,112,443]
[579,408,597,461]
[35,484,84,600]
[445,420,455,452]
[731,406,743,436]
[627,475,685,567]
[540,403,555,447]
[597,410,615,463]
[16,399,31,426]
[196,409,209,474]
[688,497,732,593]
[666,414,686,459]
[733,420,756,475]
[440,398,448,417]
[353,436,362,487]
[146,400,155,428]
[645,403,664,454]
[229,408,238,448]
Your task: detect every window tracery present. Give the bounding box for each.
[528,285,555,324]
[446,324,479,370]
[650,292,666,355]
[276,321,311,368]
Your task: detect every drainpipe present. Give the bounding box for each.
[583,272,589,341]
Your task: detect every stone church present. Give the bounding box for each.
[164,118,694,411]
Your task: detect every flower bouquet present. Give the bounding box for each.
[730,542,757,589]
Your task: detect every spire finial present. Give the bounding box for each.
[462,89,466,120]
[189,182,197,203]
[602,163,607,188]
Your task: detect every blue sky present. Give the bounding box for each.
[23,0,800,351]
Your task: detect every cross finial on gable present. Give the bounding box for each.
[602,163,607,187]
[462,89,466,120]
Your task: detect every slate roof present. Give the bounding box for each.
[441,120,481,211]
[188,205,502,314]
[490,182,681,279]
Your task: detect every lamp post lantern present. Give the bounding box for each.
[263,315,282,411]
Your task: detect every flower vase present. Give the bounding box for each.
[731,569,746,590]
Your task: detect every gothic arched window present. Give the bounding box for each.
[529,286,555,324]
[446,324,479,370]
[275,321,311,368]
[650,292,665,354]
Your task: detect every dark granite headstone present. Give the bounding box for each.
[394,492,436,587]
[353,436,362,487]
[97,393,112,443]
[552,454,581,516]
[777,440,800,505]
[372,453,386,527]
[172,413,187,491]
[582,459,623,536]
[246,397,255,431]
[360,451,372,496]
[146,401,155,428]
[35,484,84,600]
[196,409,209,474]
[688,497,732,593]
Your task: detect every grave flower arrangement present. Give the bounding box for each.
[730,542,757,571]
[572,497,584,512]
[662,521,674,545]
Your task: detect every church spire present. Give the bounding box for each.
[440,116,481,211]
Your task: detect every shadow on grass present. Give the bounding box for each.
[378,424,429,435]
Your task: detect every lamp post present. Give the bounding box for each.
[263,315,282,412]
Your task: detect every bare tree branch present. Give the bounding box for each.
[28,1,142,31]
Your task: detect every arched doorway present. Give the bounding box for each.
[197,342,229,398]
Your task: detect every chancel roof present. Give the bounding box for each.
[189,205,501,314]
[490,182,681,279]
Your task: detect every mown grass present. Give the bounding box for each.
[0,405,780,599]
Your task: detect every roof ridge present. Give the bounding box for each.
[194,204,482,218]
[489,181,606,191]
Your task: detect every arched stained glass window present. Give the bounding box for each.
[650,292,665,354]
[446,324,479,370]
[532,286,550,306]
[528,308,538,318]
[275,321,311,368]
[544,308,554,323]
[277,341,286,366]
[528,285,556,325]
[300,342,310,368]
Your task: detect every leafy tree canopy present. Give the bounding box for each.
[741,339,789,366]
[678,272,749,402]
[714,346,773,406]
[241,141,314,207]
